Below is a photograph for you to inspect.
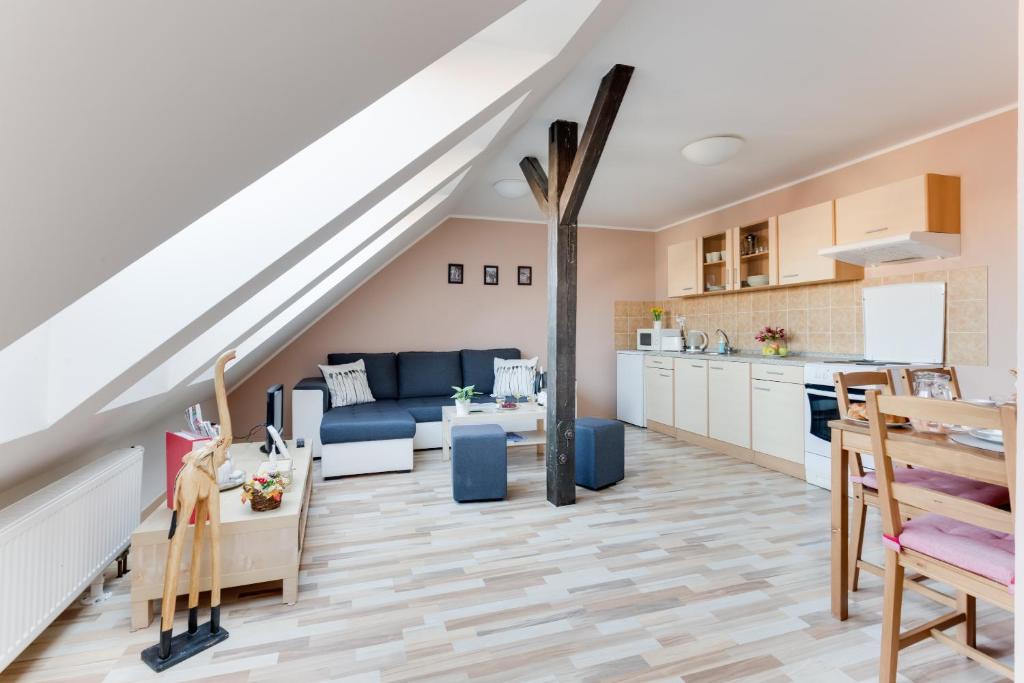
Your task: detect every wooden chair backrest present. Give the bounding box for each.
[865,391,1016,541]
[899,366,962,400]
[834,370,895,418]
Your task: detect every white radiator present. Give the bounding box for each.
[0,445,143,671]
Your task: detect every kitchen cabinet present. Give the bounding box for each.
[751,378,805,464]
[834,173,960,246]
[699,230,734,293]
[707,361,750,448]
[778,201,842,285]
[673,358,707,435]
[666,239,698,297]
[644,363,674,427]
[731,218,778,290]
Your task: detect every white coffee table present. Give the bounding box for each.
[441,403,547,461]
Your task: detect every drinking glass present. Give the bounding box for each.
[911,371,953,432]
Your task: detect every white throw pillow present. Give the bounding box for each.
[319,359,375,408]
[493,356,538,397]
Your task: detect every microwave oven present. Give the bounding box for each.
[637,328,682,351]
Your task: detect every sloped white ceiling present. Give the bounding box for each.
[1,0,521,345]
[456,0,1017,228]
[0,0,627,493]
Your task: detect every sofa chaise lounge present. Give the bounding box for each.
[292,348,524,477]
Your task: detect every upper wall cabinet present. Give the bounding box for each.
[731,218,778,290]
[666,239,698,297]
[834,173,960,246]
[699,231,733,293]
[777,201,860,285]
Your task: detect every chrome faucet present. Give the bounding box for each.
[714,329,733,354]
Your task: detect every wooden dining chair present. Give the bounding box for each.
[866,392,1015,681]
[834,370,896,593]
[899,366,962,399]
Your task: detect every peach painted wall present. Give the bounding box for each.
[230,217,655,435]
[655,110,1017,397]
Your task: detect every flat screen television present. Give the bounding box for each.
[262,384,284,454]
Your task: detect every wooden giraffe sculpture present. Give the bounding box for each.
[148,350,235,667]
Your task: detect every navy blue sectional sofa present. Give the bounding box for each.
[292,348,520,477]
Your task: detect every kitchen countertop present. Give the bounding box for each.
[635,349,836,366]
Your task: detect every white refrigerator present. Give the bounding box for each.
[616,350,646,426]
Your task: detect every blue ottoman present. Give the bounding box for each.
[451,424,507,502]
[575,417,625,490]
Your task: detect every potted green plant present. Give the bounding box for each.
[451,385,482,416]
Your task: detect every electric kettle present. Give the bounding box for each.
[686,330,708,352]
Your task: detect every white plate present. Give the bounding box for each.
[847,417,911,429]
[969,428,1003,444]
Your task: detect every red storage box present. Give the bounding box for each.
[165,431,211,523]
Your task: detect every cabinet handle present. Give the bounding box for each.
[754,386,771,392]
[691,364,704,368]
[710,366,723,370]
[865,227,888,234]
[681,286,694,292]
[782,273,799,279]
[659,373,671,378]
[766,370,784,376]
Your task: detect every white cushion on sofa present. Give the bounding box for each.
[319,359,375,408]
[493,356,537,396]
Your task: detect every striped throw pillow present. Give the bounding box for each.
[493,356,538,397]
[319,359,376,408]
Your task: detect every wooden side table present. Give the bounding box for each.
[130,440,312,631]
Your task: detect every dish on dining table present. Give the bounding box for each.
[968,427,1003,444]
[845,402,910,427]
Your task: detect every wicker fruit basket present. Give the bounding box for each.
[241,471,285,512]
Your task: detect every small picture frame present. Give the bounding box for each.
[517,266,532,286]
[447,263,463,284]
[483,265,499,285]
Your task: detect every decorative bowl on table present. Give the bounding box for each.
[241,471,286,512]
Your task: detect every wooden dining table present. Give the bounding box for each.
[827,417,1006,620]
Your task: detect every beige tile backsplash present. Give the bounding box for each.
[614,266,988,365]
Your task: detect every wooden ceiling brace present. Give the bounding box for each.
[519,63,634,507]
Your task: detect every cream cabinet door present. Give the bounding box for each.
[643,366,674,426]
[666,239,698,297]
[751,379,805,463]
[777,201,835,285]
[673,358,707,435]
[834,174,961,245]
[707,361,750,447]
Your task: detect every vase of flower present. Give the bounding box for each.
[755,326,787,356]
[651,306,664,330]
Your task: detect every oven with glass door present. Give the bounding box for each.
[803,381,874,489]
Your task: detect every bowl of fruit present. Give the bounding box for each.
[498,396,519,410]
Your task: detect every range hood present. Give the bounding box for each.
[818,231,961,267]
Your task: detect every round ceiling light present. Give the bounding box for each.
[492,178,530,199]
[681,135,744,166]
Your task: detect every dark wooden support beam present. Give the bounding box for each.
[519,64,633,508]
[519,156,548,212]
[559,64,634,226]
[545,120,578,507]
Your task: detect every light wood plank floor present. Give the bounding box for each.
[2,427,1013,682]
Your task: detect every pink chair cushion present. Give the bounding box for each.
[852,467,1009,506]
[894,513,1014,587]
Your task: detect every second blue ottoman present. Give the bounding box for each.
[575,417,625,490]
[451,423,507,502]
